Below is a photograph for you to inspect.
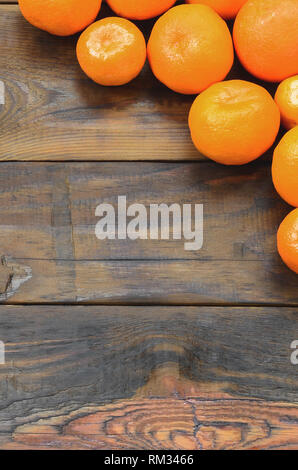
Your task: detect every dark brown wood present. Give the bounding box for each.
[0,162,297,304]
[2,257,298,304]
[0,2,297,452]
[0,305,297,449]
[1,399,298,450]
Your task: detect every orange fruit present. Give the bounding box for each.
[272,127,298,208]
[76,17,146,87]
[147,4,234,95]
[233,0,298,82]
[275,76,298,130]
[277,209,298,274]
[185,0,248,19]
[18,0,102,36]
[188,80,280,165]
[106,0,176,20]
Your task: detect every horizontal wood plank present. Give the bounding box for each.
[0,162,297,304]
[1,399,298,450]
[1,258,298,304]
[0,305,297,449]
[0,5,279,161]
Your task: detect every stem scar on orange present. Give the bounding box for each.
[147,4,234,95]
[76,17,146,87]
[272,127,298,208]
[277,209,298,274]
[106,0,177,20]
[188,80,280,165]
[18,0,102,36]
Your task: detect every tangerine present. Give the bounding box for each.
[185,0,248,19]
[189,80,280,165]
[19,0,102,36]
[76,17,146,86]
[277,209,298,274]
[147,4,234,95]
[106,0,176,20]
[272,127,298,208]
[233,0,298,82]
[275,76,298,130]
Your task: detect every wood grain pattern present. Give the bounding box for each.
[0,162,297,304]
[1,258,298,304]
[0,305,297,449]
[0,2,297,452]
[0,4,279,161]
[1,399,298,450]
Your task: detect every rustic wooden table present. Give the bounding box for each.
[0,2,297,450]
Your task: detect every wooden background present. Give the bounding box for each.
[0,2,297,450]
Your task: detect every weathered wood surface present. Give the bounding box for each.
[0,162,297,304]
[1,399,298,450]
[0,305,297,449]
[0,4,279,161]
[0,1,297,452]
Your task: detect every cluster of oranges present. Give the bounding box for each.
[18,0,298,274]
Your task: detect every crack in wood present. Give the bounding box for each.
[0,256,32,301]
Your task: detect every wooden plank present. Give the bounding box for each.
[0,162,297,304]
[1,399,298,450]
[0,161,289,261]
[0,305,297,449]
[1,258,298,304]
[0,5,278,161]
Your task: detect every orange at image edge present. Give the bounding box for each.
[275,76,298,130]
[277,209,298,274]
[186,0,248,19]
[233,0,298,82]
[272,127,298,208]
[106,0,177,20]
[18,0,103,36]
